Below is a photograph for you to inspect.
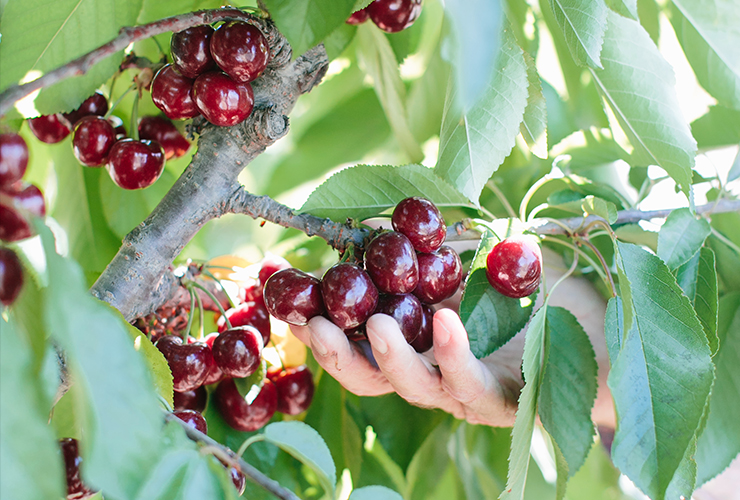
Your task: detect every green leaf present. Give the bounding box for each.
[539,307,598,476]
[262,0,356,58]
[263,421,336,496]
[657,208,711,270]
[234,358,267,400]
[435,29,529,205]
[300,164,471,221]
[608,242,714,500]
[406,421,458,500]
[446,423,509,499]
[324,22,358,60]
[460,231,536,359]
[690,105,740,149]
[728,148,740,183]
[350,486,404,500]
[443,0,503,111]
[550,437,569,500]
[549,0,608,68]
[0,0,143,114]
[136,0,222,24]
[675,247,719,355]
[565,440,631,500]
[407,40,451,144]
[590,11,697,196]
[125,323,174,408]
[0,317,66,500]
[520,52,548,159]
[671,0,740,110]
[581,196,617,223]
[355,23,423,162]
[605,0,638,19]
[604,296,624,366]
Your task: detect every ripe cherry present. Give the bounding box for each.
[106,139,166,190]
[267,365,314,415]
[138,116,190,159]
[485,235,542,298]
[215,378,277,432]
[210,21,269,83]
[364,231,419,294]
[0,133,29,188]
[173,409,208,434]
[410,304,434,353]
[0,183,45,242]
[173,386,207,413]
[367,0,423,33]
[211,326,263,379]
[192,71,254,127]
[28,114,71,144]
[346,8,370,24]
[263,268,324,326]
[229,465,246,495]
[201,332,225,386]
[413,246,462,304]
[217,301,271,345]
[392,197,446,253]
[155,335,214,392]
[59,438,96,499]
[73,116,116,166]
[258,253,291,284]
[151,64,200,120]
[171,25,217,79]
[321,263,379,330]
[374,293,422,344]
[63,92,109,127]
[0,247,23,306]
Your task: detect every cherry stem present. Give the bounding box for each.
[545,251,580,302]
[541,235,608,286]
[104,85,135,119]
[183,286,197,342]
[236,435,266,458]
[200,268,237,310]
[131,92,140,141]
[485,180,518,219]
[191,281,233,330]
[577,236,616,297]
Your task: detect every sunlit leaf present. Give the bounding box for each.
[520,52,548,159]
[549,0,608,68]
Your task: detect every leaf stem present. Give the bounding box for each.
[576,236,616,297]
[486,179,518,219]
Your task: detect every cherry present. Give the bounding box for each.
[413,246,462,304]
[217,301,271,345]
[211,326,263,379]
[171,25,217,79]
[258,253,291,285]
[367,0,422,33]
[263,268,324,326]
[346,8,370,24]
[392,197,446,253]
[485,235,542,298]
[228,465,246,495]
[72,116,116,166]
[364,231,419,294]
[63,92,109,127]
[374,293,422,344]
[201,332,225,385]
[59,438,96,499]
[0,133,29,188]
[0,204,31,242]
[138,116,190,159]
[0,183,45,242]
[108,115,127,140]
[241,280,263,305]
[321,263,379,330]
[410,304,434,353]
[173,386,207,413]
[210,21,269,83]
[0,247,23,306]
[173,409,208,434]
[28,114,71,144]
[155,335,214,391]
[192,71,254,127]
[106,139,165,190]
[267,365,314,415]
[344,324,367,341]
[215,378,277,432]
[151,64,200,120]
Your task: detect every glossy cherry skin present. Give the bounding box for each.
[367,0,422,33]
[364,231,419,294]
[201,332,225,386]
[0,247,23,306]
[28,114,71,143]
[486,235,542,298]
[321,263,379,330]
[267,365,314,415]
[374,293,422,344]
[155,335,214,391]
[59,438,96,499]
[63,92,109,127]
[173,386,207,412]
[346,8,370,24]
[0,204,31,242]
[138,116,190,159]
[193,71,254,127]
[392,197,446,253]
[173,409,208,434]
[410,304,434,353]
[171,25,217,79]
[0,183,45,242]
[414,246,462,304]
[217,301,271,345]
[229,466,246,495]
[0,133,29,189]
[212,326,263,379]
[106,139,165,190]
[259,253,291,284]
[210,21,269,83]
[73,116,116,166]
[215,378,277,432]
[151,64,200,120]
[263,268,324,326]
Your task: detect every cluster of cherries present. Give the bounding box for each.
[264,197,463,353]
[347,0,423,33]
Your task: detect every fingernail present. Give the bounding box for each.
[371,334,388,355]
[436,321,452,347]
[310,332,329,356]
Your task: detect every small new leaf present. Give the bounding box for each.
[657,208,711,270]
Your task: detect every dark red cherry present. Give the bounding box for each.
[215,378,277,432]
[0,204,31,242]
[138,116,190,159]
[392,197,446,253]
[72,116,116,166]
[414,246,462,304]
[374,293,422,344]
[258,254,291,285]
[192,71,254,127]
[263,268,324,326]
[0,134,29,189]
[155,335,213,391]
[63,92,109,127]
[217,301,271,345]
[0,247,23,306]
[321,263,379,330]
[106,139,165,190]
[364,231,419,294]
[211,326,263,379]
[151,64,200,120]
[171,25,217,79]
[173,409,208,434]
[229,465,246,495]
[486,235,542,298]
[267,365,314,415]
[0,183,45,242]
[410,304,434,353]
[346,8,370,24]
[367,0,422,33]
[344,323,367,341]
[240,280,263,305]
[28,114,71,144]
[173,386,207,413]
[201,332,225,386]
[59,438,96,499]
[210,21,269,83]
